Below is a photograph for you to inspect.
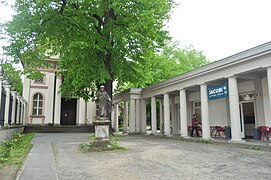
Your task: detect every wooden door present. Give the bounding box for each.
[61,98,77,125]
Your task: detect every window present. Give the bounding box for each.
[33,93,43,115]
[35,77,44,83]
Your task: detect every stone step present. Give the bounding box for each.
[24,125,95,133]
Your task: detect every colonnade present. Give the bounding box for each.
[0,75,26,127]
[112,69,271,142]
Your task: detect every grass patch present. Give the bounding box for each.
[246,146,261,151]
[0,133,35,169]
[82,134,127,153]
[176,137,214,144]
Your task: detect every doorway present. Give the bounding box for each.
[240,101,256,138]
[61,98,77,125]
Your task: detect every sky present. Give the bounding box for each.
[1,0,271,61]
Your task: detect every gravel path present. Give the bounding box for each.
[19,133,271,180]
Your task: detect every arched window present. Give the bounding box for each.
[33,93,43,115]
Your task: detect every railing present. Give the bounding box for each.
[0,75,27,129]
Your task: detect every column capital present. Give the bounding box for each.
[3,84,11,89]
[225,75,237,79]
[56,75,63,79]
[10,91,17,95]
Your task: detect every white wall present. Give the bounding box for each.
[209,98,228,126]
[28,71,55,124]
[87,101,96,124]
[238,81,255,93]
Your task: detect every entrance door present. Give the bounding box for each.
[240,102,256,138]
[61,98,77,125]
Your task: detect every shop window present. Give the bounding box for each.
[33,93,43,115]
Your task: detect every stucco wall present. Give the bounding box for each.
[28,71,55,124]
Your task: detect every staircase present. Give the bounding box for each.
[23,125,95,133]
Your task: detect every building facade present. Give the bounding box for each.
[112,41,271,141]
[23,58,96,126]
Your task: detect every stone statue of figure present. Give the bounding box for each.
[95,85,111,119]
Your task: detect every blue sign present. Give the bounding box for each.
[208,83,228,101]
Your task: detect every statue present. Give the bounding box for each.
[95,85,111,120]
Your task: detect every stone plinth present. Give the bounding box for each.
[93,119,111,147]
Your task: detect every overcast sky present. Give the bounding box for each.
[168,0,271,61]
[1,0,271,61]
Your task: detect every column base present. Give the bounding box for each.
[228,139,246,143]
[202,137,213,140]
[180,135,190,139]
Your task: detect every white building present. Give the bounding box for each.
[112,41,271,141]
[23,58,96,126]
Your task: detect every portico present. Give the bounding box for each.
[112,41,271,142]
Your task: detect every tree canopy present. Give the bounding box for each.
[118,41,210,90]
[2,0,175,100]
[0,58,23,94]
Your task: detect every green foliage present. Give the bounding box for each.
[2,0,175,100]
[118,41,210,90]
[0,133,35,168]
[0,62,23,95]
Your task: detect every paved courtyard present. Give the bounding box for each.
[18,133,271,180]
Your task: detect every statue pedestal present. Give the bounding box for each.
[93,119,111,147]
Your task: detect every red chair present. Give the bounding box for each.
[217,126,226,137]
[259,126,270,141]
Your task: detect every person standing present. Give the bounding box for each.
[191,114,200,137]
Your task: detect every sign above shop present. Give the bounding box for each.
[208,83,228,101]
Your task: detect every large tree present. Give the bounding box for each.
[117,41,210,90]
[2,0,175,100]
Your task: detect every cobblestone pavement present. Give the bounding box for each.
[18,133,271,180]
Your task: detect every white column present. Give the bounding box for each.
[180,89,188,137]
[200,83,210,139]
[151,97,157,134]
[129,99,136,133]
[23,100,27,125]
[20,99,25,125]
[4,84,11,126]
[54,76,62,125]
[0,75,3,111]
[159,99,163,132]
[10,91,17,125]
[228,76,243,141]
[141,99,147,134]
[114,103,119,132]
[135,99,141,133]
[267,67,271,124]
[123,101,129,132]
[16,96,21,125]
[78,98,86,125]
[171,96,179,135]
[164,93,170,136]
